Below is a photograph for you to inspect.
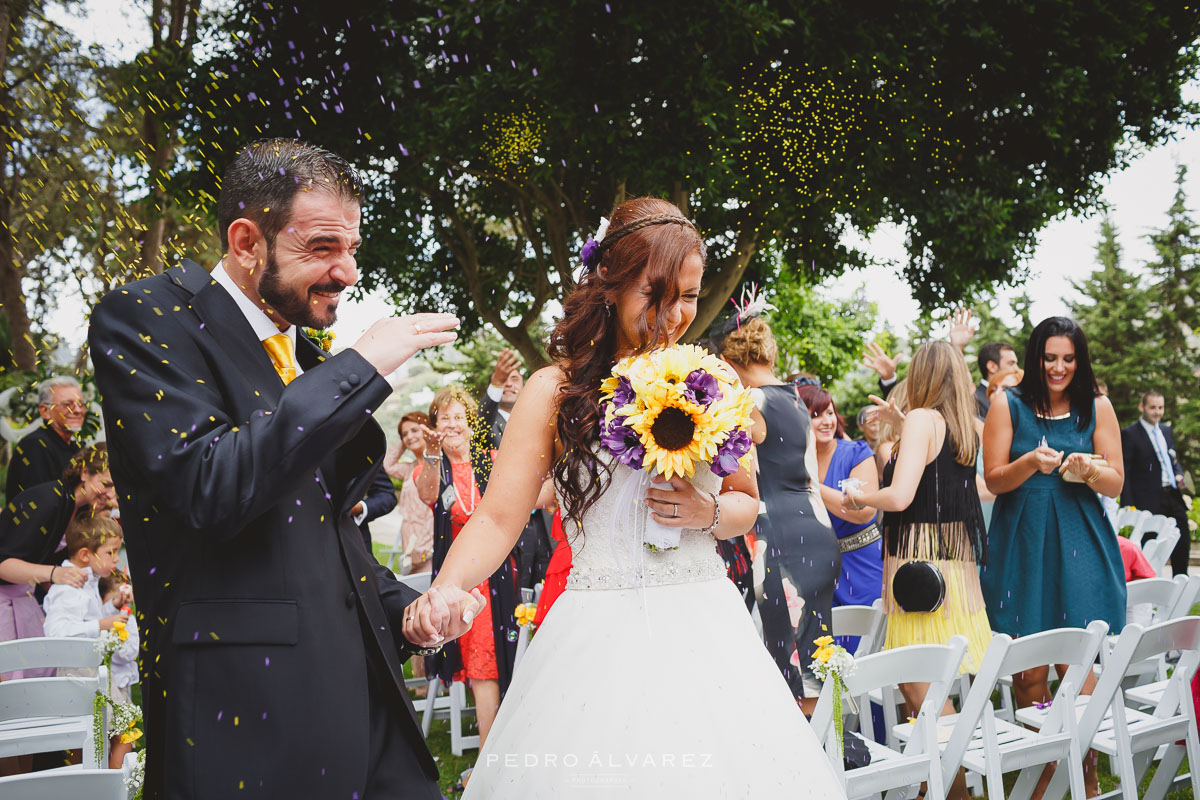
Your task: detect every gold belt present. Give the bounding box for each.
[838,523,881,554]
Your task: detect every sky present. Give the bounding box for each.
[44,2,1200,353]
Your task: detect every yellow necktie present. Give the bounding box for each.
[262,333,298,385]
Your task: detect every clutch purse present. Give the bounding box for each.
[1058,453,1106,483]
[892,560,946,613]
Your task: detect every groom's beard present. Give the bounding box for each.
[258,248,342,329]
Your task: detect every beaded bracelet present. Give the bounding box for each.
[699,491,721,536]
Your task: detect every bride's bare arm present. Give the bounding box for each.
[432,366,562,592]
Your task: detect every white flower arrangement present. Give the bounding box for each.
[810,636,857,756]
[125,749,146,799]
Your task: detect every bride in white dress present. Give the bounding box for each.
[404,197,845,799]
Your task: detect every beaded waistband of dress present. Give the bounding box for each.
[565,558,727,591]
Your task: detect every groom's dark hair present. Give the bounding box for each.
[217,138,364,251]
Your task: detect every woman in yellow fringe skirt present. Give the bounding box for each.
[844,341,991,800]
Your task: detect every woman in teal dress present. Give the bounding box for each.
[980,316,1125,797]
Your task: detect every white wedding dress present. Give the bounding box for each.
[462,457,845,798]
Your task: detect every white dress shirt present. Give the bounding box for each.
[486,384,511,421]
[42,563,104,639]
[1139,417,1178,488]
[212,262,304,378]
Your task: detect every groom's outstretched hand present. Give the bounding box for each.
[401,585,487,649]
[351,313,460,377]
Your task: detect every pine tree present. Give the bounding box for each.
[1070,217,1154,427]
[1142,166,1200,476]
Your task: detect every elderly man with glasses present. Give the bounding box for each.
[6,376,88,500]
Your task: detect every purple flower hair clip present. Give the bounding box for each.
[579,217,610,275]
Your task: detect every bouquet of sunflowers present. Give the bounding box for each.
[599,344,754,549]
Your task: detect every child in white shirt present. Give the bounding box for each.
[42,514,137,768]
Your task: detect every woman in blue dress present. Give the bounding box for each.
[981,316,1125,798]
[800,384,883,611]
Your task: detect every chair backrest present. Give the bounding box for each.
[1141,526,1181,577]
[1114,506,1141,531]
[830,599,886,658]
[399,570,432,594]
[944,622,1108,777]
[0,637,102,675]
[0,674,102,723]
[1126,576,1188,623]
[1171,576,1200,619]
[1124,509,1155,546]
[0,768,129,800]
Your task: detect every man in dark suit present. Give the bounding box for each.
[974,341,1019,419]
[1122,389,1191,576]
[479,349,553,590]
[353,469,400,558]
[89,139,481,800]
[6,376,87,499]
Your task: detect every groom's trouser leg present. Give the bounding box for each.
[364,652,442,800]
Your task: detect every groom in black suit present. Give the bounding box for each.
[1122,389,1191,575]
[89,139,478,799]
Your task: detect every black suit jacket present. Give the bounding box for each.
[974,382,991,420]
[1121,421,1184,512]
[357,469,399,554]
[89,261,436,799]
[6,426,78,500]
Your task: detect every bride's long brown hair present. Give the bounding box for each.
[547,197,706,525]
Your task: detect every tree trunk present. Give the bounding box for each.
[0,0,34,369]
[685,227,759,341]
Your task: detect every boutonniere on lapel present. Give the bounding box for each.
[303,327,336,352]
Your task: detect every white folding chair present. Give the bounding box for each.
[399,570,432,594]
[832,600,888,744]
[0,637,103,678]
[378,509,409,574]
[0,749,138,799]
[0,673,108,768]
[897,621,1109,800]
[1123,509,1156,547]
[420,677,479,755]
[832,600,887,659]
[811,636,967,800]
[513,582,544,672]
[1139,521,1181,577]
[1040,617,1200,800]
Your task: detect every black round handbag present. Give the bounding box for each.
[891,560,946,613]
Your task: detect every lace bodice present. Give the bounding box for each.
[560,455,726,591]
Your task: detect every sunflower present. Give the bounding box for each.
[600,343,755,480]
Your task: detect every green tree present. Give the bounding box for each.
[182,0,1200,366]
[746,264,877,385]
[1142,166,1200,475]
[1069,171,1200,478]
[1070,217,1153,423]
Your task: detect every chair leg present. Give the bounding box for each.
[420,678,440,737]
[1065,750,1087,800]
[986,759,1006,800]
[1113,740,1140,800]
[1187,723,1200,800]
[1143,744,1184,800]
[450,681,465,757]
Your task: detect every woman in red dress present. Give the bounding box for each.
[416,386,518,747]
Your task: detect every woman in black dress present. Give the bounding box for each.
[721,315,841,712]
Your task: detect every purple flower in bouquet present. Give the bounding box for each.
[611,376,636,409]
[601,412,645,469]
[711,428,752,477]
[682,369,723,408]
